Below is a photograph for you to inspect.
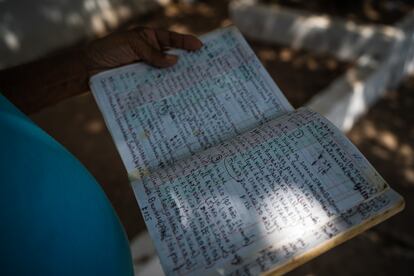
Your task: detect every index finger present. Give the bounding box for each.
[154,29,203,51]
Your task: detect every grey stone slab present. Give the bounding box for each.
[231,1,414,131]
[307,12,414,131]
[230,1,402,62]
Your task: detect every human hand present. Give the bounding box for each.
[85,27,203,75]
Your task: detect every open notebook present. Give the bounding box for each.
[89,26,404,275]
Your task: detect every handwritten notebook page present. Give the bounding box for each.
[132,108,403,276]
[89,26,404,275]
[90,26,293,179]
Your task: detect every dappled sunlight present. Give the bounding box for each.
[231,1,409,63]
[279,48,293,62]
[348,77,414,188]
[262,0,414,25]
[342,81,367,131]
[290,15,332,50]
[252,42,350,108]
[0,0,156,68]
[168,24,191,35]
[160,177,345,273]
[130,106,388,274]
[2,1,412,275]
[2,29,20,51]
[306,12,414,132]
[380,131,398,151]
[257,48,277,61]
[164,1,218,19]
[85,119,105,134]
[350,121,414,187]
[140,0,229,34]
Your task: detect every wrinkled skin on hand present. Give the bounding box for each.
[85,27,203,75]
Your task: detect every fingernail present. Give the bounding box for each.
[166,55,178,63]
[191,39,203,50]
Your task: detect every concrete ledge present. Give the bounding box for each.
[230,1,402,62]
[230,1,414,131]
[307,12,414,131]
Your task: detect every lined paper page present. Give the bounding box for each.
[132,108,403,275]
[89,26,403,276]
[90,26,293,178]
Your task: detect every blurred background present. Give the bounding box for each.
[1,0,413,275]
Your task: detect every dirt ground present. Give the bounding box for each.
[28,0,414,275]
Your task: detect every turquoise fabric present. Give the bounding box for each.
[0,94,133,276]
